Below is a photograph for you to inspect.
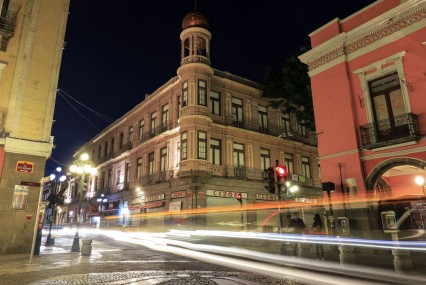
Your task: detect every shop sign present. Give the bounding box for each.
[12,185,29,209]
[16,161,34,173]
[206,190,246,199]
[291,174,299,181]
[256,193,278,201]
[131,198,142,205]
[169,201,182,212]
[129,205,142,210]
[294,197,317,204]
[145,201,164,208]
[20,181,41,187]
[146,193,165,202]
[171,191,186,199]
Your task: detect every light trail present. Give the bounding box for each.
[95,229,424,285]
[166,229,426,252]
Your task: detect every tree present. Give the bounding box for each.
[261,47,315,130]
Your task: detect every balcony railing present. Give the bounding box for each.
[181,55,210,65]
[0,4,20,51]
[140,120,179,143]
[360,113,420,149]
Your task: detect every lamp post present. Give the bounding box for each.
[415,175,426,196]
[96,194,107,227]
[70,153,97,252]
[45,167,66,246]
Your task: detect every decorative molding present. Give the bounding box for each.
[361,144,426,161]
[318,148,360,161]
[302,2,426,73]
[4,137,53,157]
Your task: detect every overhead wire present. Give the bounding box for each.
[57,91,101,131]
[57,88,114,123]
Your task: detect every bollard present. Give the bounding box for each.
[81,239,92,256]
[338,244,355,264]
[392,249,412,273]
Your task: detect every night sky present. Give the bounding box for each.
[46,0,376,175]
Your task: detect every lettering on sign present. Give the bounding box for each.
[206,190,247,199]
[131,198,142,205]
[294,197,318,204]
[256,193,278,201]
[146,193,165,202]
[16,161,34,173]
[171,191,187,199]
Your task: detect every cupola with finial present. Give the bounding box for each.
[180,7,211,66]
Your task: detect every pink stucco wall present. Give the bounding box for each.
[308,2,426,197]
[310,0,400,48]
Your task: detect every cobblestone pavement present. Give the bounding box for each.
[28,271,304,285]
[0,234,308,285]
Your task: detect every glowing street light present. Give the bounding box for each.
[96,194,108,226]
[415,175,425,196]
[45,167,67,246]
[70,153,97,252]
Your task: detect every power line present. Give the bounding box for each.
[57,88,114,123]
[58,91,101,131]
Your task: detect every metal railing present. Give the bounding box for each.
[181,55,210,65]
[0,4,20,51]
[360,113,420,149]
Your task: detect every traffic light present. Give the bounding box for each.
[236,192,242,205]
[264,167,276,194]
[275,165,287,184]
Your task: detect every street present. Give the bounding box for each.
[0,229,425,285]
[0,233,307,285]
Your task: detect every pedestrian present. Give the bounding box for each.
[312,213,325,260]
[289,212,305,256]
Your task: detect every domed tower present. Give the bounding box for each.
[180,10,211,66]
[177,10,214,179]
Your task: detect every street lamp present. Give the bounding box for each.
[96,194,108,227]
[70,153,97,252]
[45,167,66,246]
[415,175,426,196]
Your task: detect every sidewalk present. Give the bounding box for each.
[0,234,104,277]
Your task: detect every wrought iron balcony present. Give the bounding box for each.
[0,3,20,51]
[359,113,421,149]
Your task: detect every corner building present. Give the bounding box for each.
[300,0,426,236]
[0,0,70,254]
[64,11,321,230]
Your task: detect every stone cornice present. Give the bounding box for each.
[300,0,426,75]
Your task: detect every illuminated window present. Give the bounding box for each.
[209,91,221,115]
[181,132,187,160]
[148,152,154,175]
[258,106,268,133]
[160,147,167,172]
[232,97,243,127]
[136,157,142,180]
[209,138,221,165]
[301,156,311,178]
[198,131,207,159]
[285,153,294,174]
[182,81,188,107]
[198,80,207,106]
[260,148,270,170]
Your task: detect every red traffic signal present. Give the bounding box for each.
[236,192,242,204]
[275,165,287,177]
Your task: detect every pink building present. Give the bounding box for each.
[300,0,426,204]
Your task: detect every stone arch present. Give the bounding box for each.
[365,157,426,191]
